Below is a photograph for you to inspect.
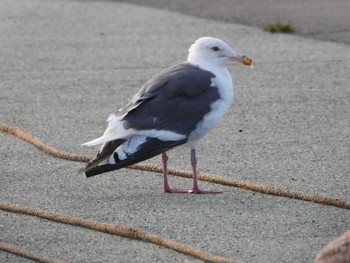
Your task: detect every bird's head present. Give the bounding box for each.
[187,37,253,67]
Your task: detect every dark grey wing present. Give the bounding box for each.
[85,137,186,177]
[118,62,219,136]
[119,63,216,113]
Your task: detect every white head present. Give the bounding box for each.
[187,37,252,67]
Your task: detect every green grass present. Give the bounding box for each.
[263,21,294,33]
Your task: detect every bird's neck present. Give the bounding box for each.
[187,58,227,73]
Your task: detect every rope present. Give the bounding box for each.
[1,121,349,210]
[0,122,90,162]
[0,201,237,263]
[129,164,350,209]
[0,242,66,263]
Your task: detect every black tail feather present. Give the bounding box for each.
[82,139,126,174]
[85,138,187,178]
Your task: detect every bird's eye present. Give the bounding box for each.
[211,46,220,52]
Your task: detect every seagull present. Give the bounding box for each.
[79,36,252,194]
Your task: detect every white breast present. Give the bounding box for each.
[187,63,234,146]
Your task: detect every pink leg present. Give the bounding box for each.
[162,153,187,193]
[189,149,223,194]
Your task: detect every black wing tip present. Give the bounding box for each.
[85,171,94,178]
[84,163,122,178]
[75,167,95,178]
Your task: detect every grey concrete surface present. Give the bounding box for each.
[119,0,350,45]
[0,0,349,263]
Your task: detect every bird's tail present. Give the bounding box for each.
[78,139,126,176]
[79,137,187,178]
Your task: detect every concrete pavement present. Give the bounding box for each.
[0,0,349,262]
[120,0,350,44]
